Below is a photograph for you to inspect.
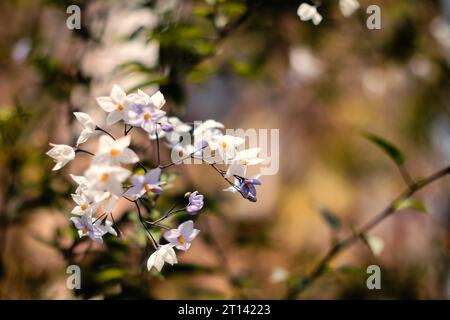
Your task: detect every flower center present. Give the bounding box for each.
[110,149,120,156]
[144,184,152,192]
[177,235,185,244]
[82,227,89,235]
[81,202,88,210]
[220,142,227,148]
[101,173,109,182]
[178,150,184,158]
[240,159,248,165]
[144,113,152,120]
[245,182,252,187]
[117,104,124,111]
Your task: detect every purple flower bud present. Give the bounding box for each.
[160,122,174,132]
[187,191,204,215]
[239,178,261,202]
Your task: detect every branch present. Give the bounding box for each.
[285,164,450,299]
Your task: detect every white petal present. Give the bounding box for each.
[96,97,116,112]
[150,91,165,109]
[119,148,139,164]
[106,110,123,125]
[110,84,126,104]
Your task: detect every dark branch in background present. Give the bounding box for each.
[285,164,450,299]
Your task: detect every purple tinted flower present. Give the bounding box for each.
[123,168,164,198]
[187,191,204,215]
[129,103,166,133]
[239,178,261,202]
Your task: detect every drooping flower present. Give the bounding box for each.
[84,164,131,196]
[239,178,261,202]
[123,168,164,198]
[73,112,97,146]
[147,244,178,272]
[297,3,323,25]
[46,143,75,171]
[163,220,200,251]
[225,147,264,178]
[339,0,360,17]
[93,135,139,165]
[96,84,133,125]
[186,191,204,215]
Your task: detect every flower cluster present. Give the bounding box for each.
[46,85,264,272]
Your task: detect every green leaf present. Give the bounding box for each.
[363,132,405,166]
[394,197,428,213]
[318,207,342,231]
[96,268,126,282]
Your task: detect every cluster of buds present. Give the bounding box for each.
[46,85,263,272]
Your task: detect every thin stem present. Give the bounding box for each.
[285,164,450,299]
[134,200,158,250]
[75,148,95,156]
[95,126,116,140]
[398,164,414,186]
[155,127,161,166]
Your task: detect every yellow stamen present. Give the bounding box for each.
[178,150,184,158]
[178,235,185,245]
[81,202,88,210]
[117,104,124,111]
[144,184,152,192]
[110,149,119,156]
[144,113,151,120]
[101,173,109,182]
[220,142,227,148]
[240,159,248,165]
[82,227,88,235]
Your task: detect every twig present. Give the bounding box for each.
[285,164,450,299]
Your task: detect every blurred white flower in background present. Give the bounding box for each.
[11,38,31,64]
[339,0,360,17]
[297,3,323,25]
[270,267,289,283]
[289,47,323,81]
[430,17,450,50]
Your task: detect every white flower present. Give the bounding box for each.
[297,3,322,25]
[129,89,166,109]
[149,116,192,144]
[70,174,89,194]
[339,0,360,17]
[84,164,131,196]
[163,220,200,251]
[225,147,264,178]
[147,244,178,272]
[74,112,97,146]
[46,143,75,171]
[93,135,139,165]
[94,191,119,213]
[96,84,133,126]
[71,191,97,215]
[216,135,245,161]
[270,267,289,283]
